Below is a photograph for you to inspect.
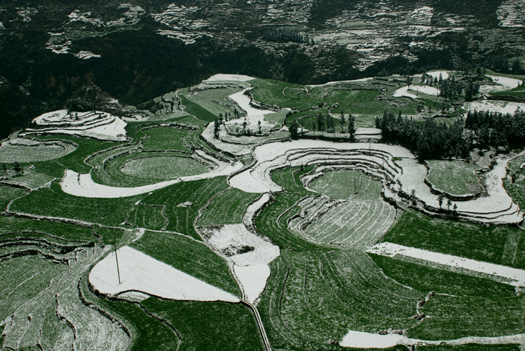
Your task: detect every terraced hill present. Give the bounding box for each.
[2,72,525,350]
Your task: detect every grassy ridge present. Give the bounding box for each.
[0,185,27,210]
[142,127,194,151]
[128,204,167,231]
[197,188,259,226]
[0,215,94,242]
[0,256,69,321]
[130,230,239,296]
[142,298,264,351]
[9,181,142,228]
[30,135,116,175]
[370,254,513,298]
[255,166,321,251]
[179,93,218,122]
[136,177,229,239]
[381,210,525,269]
[426,160,482,196]
[79,276,179,351]
[258,250,419,350]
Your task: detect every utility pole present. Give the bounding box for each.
[114,241,121,284]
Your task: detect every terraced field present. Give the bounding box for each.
[2,73,525,351]
[426,160,483,198]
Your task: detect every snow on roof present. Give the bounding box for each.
[89,246,240,302]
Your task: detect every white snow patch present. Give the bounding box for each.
[233,264,271,304]
[340,329,525,348]
[368,242,525,286]
[60,160,242,198]
[204,74,255,82]
[89,246,239,302]
[204,223,279,304]
[393,85,440,99]
[117,291,150,302]
[340,331,409,349]
[27,110,127,141]
[207,224,280,267]
[227,89,276,128]
[426,70,450,80]
[355,128,382,135]
[74,51,101,60]
[243,193,271,229]
[487,75,522,89]
[466,100,525,115]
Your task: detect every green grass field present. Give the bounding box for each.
[0,140,76,163]
[426,160,483,196]
[198,187,259,226]
[259,250,419,350]
[9,181,142,229]
[381,210,525,269]
[141,298,264,351]
[142,126,195,151]
[120,155,209,180]
[309,169,382,199]
[133,177,230,239]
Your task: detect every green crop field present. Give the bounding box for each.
[198,187,259,226]
[426,160,483,196]
[0,140,76,163]
[309,169,383,199]
[142,299,264,351]
[142,126,195,151]
[381,210,525,269]
[133,177,230,239]
[9,181,143,228]
[120,155,209,179]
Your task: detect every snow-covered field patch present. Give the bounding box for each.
[227,89,276,129]
[200,223,279,303]
[426,70,450,80]
[393,85,440,99]
[466,100,525,115]
[487,75,522,89]
[340,330,408,348]
[368,242,525,286]
[89,246,239,302]
[74,51,101,60]
[205,224,280,267]
[24,110,127,141]
[233,264,271,304]
[61,160,242,198]
[204,74,255,82]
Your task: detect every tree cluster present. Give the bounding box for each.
[376,111,469,160]
[421,75,480,102]
[465,109,525,148]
